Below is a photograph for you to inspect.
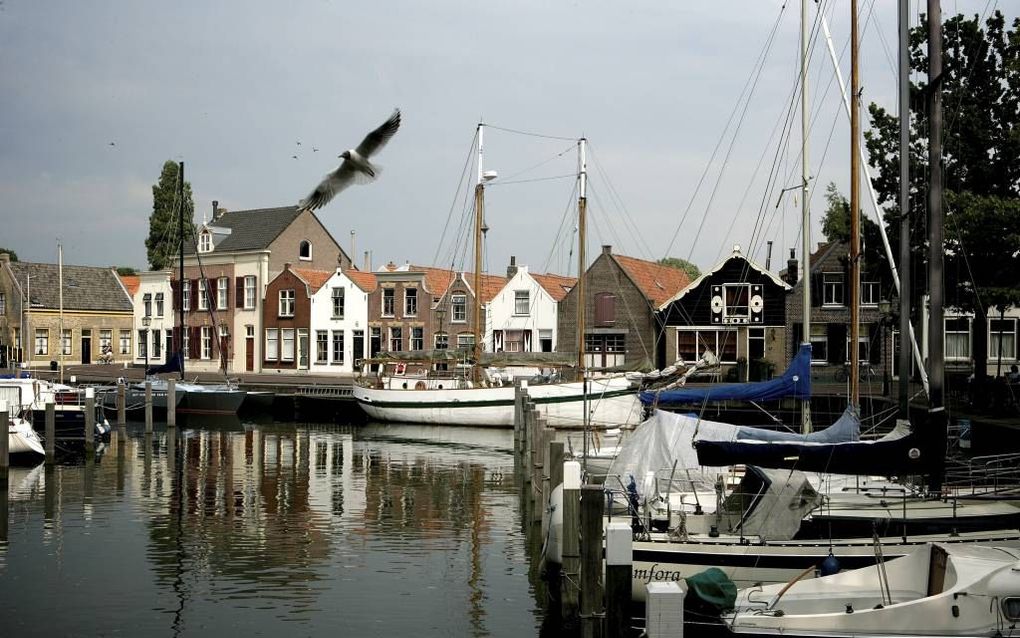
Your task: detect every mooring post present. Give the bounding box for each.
[606,521,633,637]
[561,460,581,620]
[535,422,553,525]
[646,581,686,638]
[546,440,565,529]
[117,382,126,425]
[0,400,9,483]
[581,484,606,638]
[167,378,176,427]
[84,388,96,455]
[144,381,153,433]
[45,400,56,464]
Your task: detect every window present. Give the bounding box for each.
[332,287,345,319]
[217,277,228,309]
[514,290,529,316]
[281,329,295,361]
[316,330,329,363]
[451,293,467,322]
[199,232,212,253]
[182,280,191,312]
[62,329,72,355]
[435,332,448,349]
[810,324,828,363]
[389,327,402,351]
[845,325,870,363]
[201,326,212,360]
[279,289,295,317]
[723,284,750,320]
[382,289,395,316]
[539,329,553,352]
[100,329,112,353]
[989,318,1017,361]
[266,328,279,360]
[822,272,844,306]
[138,330,147,359]
[860,281,880,307]
[13,327,20,349]
[0,292,5,315]
[405,288,418,317]
[586,333,626,354]
[332,330,344,364]
[34,329,48,355]
[155,293,164,317]
[748,327,766,361]
[675,328,737,364]
[410,327,423,351]
[595,292,616,326]
[299,240,311,260]
[143,293,152,317]
[244,276,256,309]
[945,317,971,361]
[183,330,190,359]
[198,279,208,311]
[119,330,131,355]
[152,329,161,359]
[457,333,475,350]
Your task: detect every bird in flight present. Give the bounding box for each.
[298,108,401,212]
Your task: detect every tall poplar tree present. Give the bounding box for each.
[146,160,195,271]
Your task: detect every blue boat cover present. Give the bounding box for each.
[640,344,812,406]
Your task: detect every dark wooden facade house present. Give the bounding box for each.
[261,265,331,371]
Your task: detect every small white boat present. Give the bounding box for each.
[8,415,45,456]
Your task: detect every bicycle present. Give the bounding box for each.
[833,362,878,383]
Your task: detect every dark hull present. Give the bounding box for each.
[178,389,246,415]
[29,404,107,440]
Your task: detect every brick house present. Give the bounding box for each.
[174,203,352,373]
[262,265,332,371]
[557,245,691,370]
[0,253,134,368]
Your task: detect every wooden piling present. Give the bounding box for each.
[45,401,56,464]
[561,460,581,620]
[144,381,153,432]
[549,441,565,496]
[0,400,9,483]
[605,521,633,638]
[646,581,686,638]
[581,484,606,638]
[534,422,553,525]
[167,379,176,427]
[117,382,126,425]
[84,389,95,455]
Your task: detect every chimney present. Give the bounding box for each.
[364,250,371,271]
[212,200,219,220]
[506,255,518,279]
[765,240,773,271]
[602,245,612,255]
[284,262,292,271]
[784,248,798,286]
[0,253,9,264]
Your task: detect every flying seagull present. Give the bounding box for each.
[298,108,401,212]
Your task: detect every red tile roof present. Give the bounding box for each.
[411,265,506,302]
[119,274,140,298]
[292,268,333,294]
[612,254,692,307]
[345,269,377,293]
[532,272,576,302]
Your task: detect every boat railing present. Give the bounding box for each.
[293,385,354,398]
[943,452,1020,496]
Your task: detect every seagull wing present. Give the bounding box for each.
[354,108,401,158]
[298,162,358,211]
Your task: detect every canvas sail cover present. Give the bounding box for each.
[639,344,812,406]
[146,351,183,376]
[723,466,822,540]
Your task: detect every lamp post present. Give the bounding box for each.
[142,316,151,375]
[878,298,892,396]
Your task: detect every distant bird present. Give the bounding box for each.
[312,147,319,153]
[296,141,302,145]
[298,108,401,212]
[108,142,116,146]
[292,155,298,159]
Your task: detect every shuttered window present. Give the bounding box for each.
[594,293,616,326]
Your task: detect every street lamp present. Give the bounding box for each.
[142,315,151,375]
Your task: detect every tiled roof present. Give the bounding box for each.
[292,268,333,293]
[8,262,133,312]
[183,206,304,254]
[410,265,505,302]
[612,254,692,307]
[532,272,576,302]
[345,270,378,293]
[120,274,140,298]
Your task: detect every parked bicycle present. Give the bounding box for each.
[834,362,878,383]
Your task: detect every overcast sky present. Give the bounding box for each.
[0,1,1003,277]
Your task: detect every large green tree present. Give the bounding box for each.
[657,257,701,280]
[865,10,1020,379]
[146,160,195,271]
[0,247,18,261]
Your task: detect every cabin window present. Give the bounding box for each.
[244,276,257,309]
[822,272,844,306]
[722,284,750,321]
[514,290,530,316]
[434,332,448,349]
[389,327,402,352]
[299,240,312,260]
[410,327,423,351]
[1002,597,1020,622]
[279,289,295,317]
[217,277,228,309]
[945,317,971,361]
[451,294,467,322]
[199,232,212,253]
[405,288,418,317]
[316,330,328,363]
[989,318,1017,361]
[332,330,344,364]
[382,289,395,317]
[594,293,616,326]
[332,287,345,318]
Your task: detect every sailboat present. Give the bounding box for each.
[353,126,641,428]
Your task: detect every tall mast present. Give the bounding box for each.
[897,0,912,418]
[25,273,31,369]
[849,0,862,407]
[800,0,813,433]
[926,0,946,492]
[472,123,485,382]
[58,242,64,383]
[178,161,186,380]
[577,138,588,372]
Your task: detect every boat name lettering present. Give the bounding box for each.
[632,563,684,584]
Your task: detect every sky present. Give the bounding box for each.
[0,0,1005,278]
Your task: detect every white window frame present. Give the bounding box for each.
[988,317,1017,362]
[201,326,212,360]
[860,281,880,307]
[62,329,72,356]
[182,280,191,312]
[315,330,329,363]
[0,292,5,315]
[155,292,164,317]
[199,232,212,253]
[722,283,750,321]
[244,276,257,309]
[434,332,448,350]
[822,272,845,307]
[945,316,972,361]
[265,328,279,361]
[119,329,131,355]
[675,327,738,364]
[451,294,467,323]
[143,293,152,317]
[389,326,402,352]
[217,277,228,310]
[404,288,418,317]
[382,289,395,317]
[332,330,345,365]
[299,240,312,261]
[514,290,529,316]
[198,279,208,311]
[35,328,48,356]
[332,287,345,319]
[281,328,295,361]
[456,332,474,350]
[279,289,295,318]
[410,326,423,351]
[809,324,828,364]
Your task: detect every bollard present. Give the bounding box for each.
[45,400,55,464]
[117,382,126,425]
[580,484,606,638]
[606,521,633,637]
[0,400,9,483]
[561,460,582,620]
[167,379,176,427]
[144,381,153,432]
[84,388,95,455]
[646,581,687,638]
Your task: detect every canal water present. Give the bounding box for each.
[0,420,552,637]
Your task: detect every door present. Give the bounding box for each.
[298,329,309,370]
[352,330,364,370]
[245,325,255,372]
[81,330,92,364]
[369,327,381,372]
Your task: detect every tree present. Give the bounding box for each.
[657,257,701,280]
[864,11,1020,379]
[819,182,892,291]
[116,266,138,276]
[0,247,18,261]
[146,160,195,271]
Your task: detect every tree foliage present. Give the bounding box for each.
[116,266,138,276]
[657,257,701,280]
[0,247,18,261]
[146,160,195,271]
[819,183,892,289]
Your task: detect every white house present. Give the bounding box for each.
[919,300,1020,378]
[485,259,574,354]
[309,267,377,375]
[133,271,173,368]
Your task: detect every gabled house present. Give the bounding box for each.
[0,253,134,367]
[174,202,352,373]
[129,271,174,368]
[486,256,574,354]
[309,267,377,374]
[557,245,691,370]
[657,245,791,380]
[262,265,332,371]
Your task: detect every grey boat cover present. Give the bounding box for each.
[724,466,822,540]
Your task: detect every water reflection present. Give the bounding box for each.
[0,421,541,637]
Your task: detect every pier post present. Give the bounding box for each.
[45,400,56,464]
[84,388,95,455]
[646,581,686,638]
[144,381,153,433]
[561,460,581,620]
[167,379,176,428]
[535,422,554,525]
[0,400,9,483]
[605,521,633,637]
[581,484,606,638]
[117,382,126,425]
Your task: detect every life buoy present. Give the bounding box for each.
[414,381,426,390]
[394,363,406,375]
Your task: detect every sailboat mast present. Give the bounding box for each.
[800,0,813,433]
[59,242,64,384]
[472,124,485,382]
[577,138,587,372]
[849,0,862,407]
[898,0,912,418]
[178,161,186,380]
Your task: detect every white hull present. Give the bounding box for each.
[354,377,641,428]
[9,417,45,456]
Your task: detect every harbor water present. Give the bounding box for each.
[0,420,550,637]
